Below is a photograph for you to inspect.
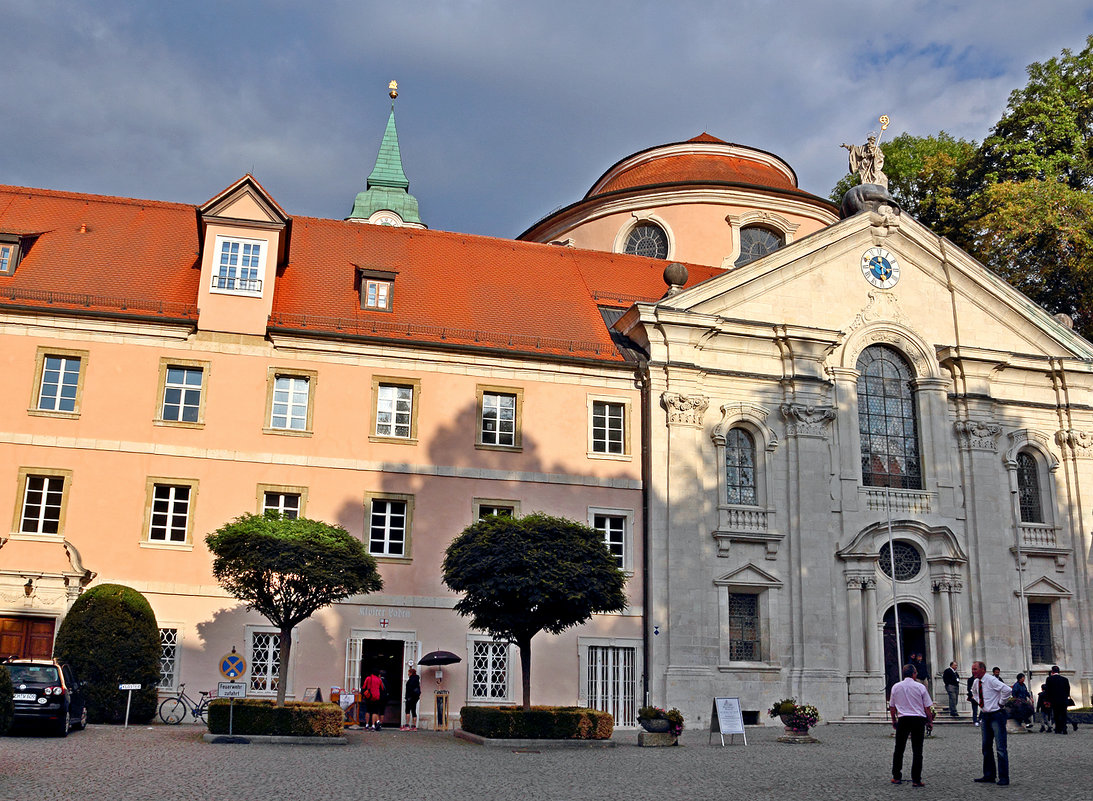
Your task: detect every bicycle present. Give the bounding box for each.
[158,684,214,724]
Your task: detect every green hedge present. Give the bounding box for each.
[54,583,161,724]
[0,665,13,735]
[459,706,614,739]
[206,699,343,736]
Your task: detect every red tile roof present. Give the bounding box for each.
[0,184,722,361]
[591,152,797,196]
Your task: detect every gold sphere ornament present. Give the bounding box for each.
[388,80,398,100]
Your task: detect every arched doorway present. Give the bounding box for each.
[883,605,927,695]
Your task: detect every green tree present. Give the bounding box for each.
[206,513,383,706]
[442,512,627,710]
[0,664,13,734]
[53,583,161,723]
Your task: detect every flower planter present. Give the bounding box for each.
[639,717,672,733]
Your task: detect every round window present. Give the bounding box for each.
[878,541,922,581]
[623,223,669,259]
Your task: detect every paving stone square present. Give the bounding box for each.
[2,722,1090,800]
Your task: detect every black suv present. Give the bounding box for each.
[5,658,87,736]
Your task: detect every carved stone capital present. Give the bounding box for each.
[1056,429,1093,458]
[954,419,1002,451]
[932,579,952,593]
[862,576,878,590]
[662,392,709,427]
[780,403,836,438]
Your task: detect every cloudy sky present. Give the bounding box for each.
[3,1,1091,238]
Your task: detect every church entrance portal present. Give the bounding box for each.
[883,606,927,696]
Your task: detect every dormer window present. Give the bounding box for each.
[358,268,396,312]
[211,236,264,295]
[0,235,24,275]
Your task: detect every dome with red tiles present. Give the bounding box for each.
[585,133,799,199]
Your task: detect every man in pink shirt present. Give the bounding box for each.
[889,663,935,786]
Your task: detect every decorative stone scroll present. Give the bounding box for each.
[1056,429,1093,458]
[780,403,836,438]
[954,419,1002,451]
[662,392,709,427]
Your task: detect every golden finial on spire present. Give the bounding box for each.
[388,80,398,100]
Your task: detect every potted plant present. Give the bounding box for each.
[768,698,820,734]
[638,705,685,736]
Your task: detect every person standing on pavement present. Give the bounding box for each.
[971,660,1012,786]
[1011,673,1033,730]
[943,661,961,717]
[890,663,935,787]
[967,674,980,726]
[1045,665,1071,735]
[402,667,421,730]
[362,667,386,731]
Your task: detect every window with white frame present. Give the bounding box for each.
[148,483,192,543]
[0,242,13,274]
[368,497,408,556]
[249,630,281,694]
[161,366,204,423]
[593,513,627,570]
[480,391,517,447]
[212,237,264,294]
[363,279,392,310]
[591,399,626,455]
[470,638,510,701]
[270,376,310,431]
[159,628,179,690]
[20,474,65,535]
[263,491,301,519]
[376,383,413,438]
[478,504,514,519]
[622,222,669,259]
[36,355,82,413]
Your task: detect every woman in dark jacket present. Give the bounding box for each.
[403,667,422,730]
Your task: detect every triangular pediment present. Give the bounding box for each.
[714,562,782,589]
[200,174,288,227]
[653,211,1093,361]
[1019,575,1070,598]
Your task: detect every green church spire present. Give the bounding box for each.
[347,81,425,227]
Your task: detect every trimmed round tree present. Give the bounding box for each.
[443,512,628,710]
[54,583,162,723]
[0,664,13,734]
[206,513,383,706]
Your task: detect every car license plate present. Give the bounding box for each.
[13,693,36,701]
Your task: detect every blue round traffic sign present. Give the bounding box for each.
[220,652,247,679]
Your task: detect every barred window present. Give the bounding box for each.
[1029,602,1055,664]
[471,639,509,700]
[734,226,783,267]
[623,223,668,259]
[159,628,179,690]
[1016,452,1044,523]
[250,632,281,694]
[728,594,760,661]
[856,346,922,489]
[726,428,757,505]
[878,541,922,581]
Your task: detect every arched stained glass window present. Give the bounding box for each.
[734,226,784,267]
[856,345,922,489]
[1016,451,1044,523]
[623,223,669,259]
[726,428,757,505]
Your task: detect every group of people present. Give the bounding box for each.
[359,666,423,731]
[891,660,1078,787]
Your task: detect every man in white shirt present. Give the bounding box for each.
[971,660,1013,786]
[889,663,935,786]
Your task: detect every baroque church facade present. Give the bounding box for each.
[2,101,1090,729]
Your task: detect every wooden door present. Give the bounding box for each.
[0,616,55,659]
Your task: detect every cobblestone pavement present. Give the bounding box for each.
[3,722,1091,801]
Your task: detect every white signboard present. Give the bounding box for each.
[118,683,141,691]
[709,697,747,746]
[218,681,247,699]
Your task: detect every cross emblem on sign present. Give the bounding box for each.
[380,618,389,628]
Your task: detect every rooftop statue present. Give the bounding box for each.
[841,133,888,188]
[839,116,900,219]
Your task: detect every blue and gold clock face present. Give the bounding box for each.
[861,247,900,289]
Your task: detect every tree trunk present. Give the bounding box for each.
[277,625,292,707]
[518,636,532,711]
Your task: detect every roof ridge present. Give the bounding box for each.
[0,184,196,211]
